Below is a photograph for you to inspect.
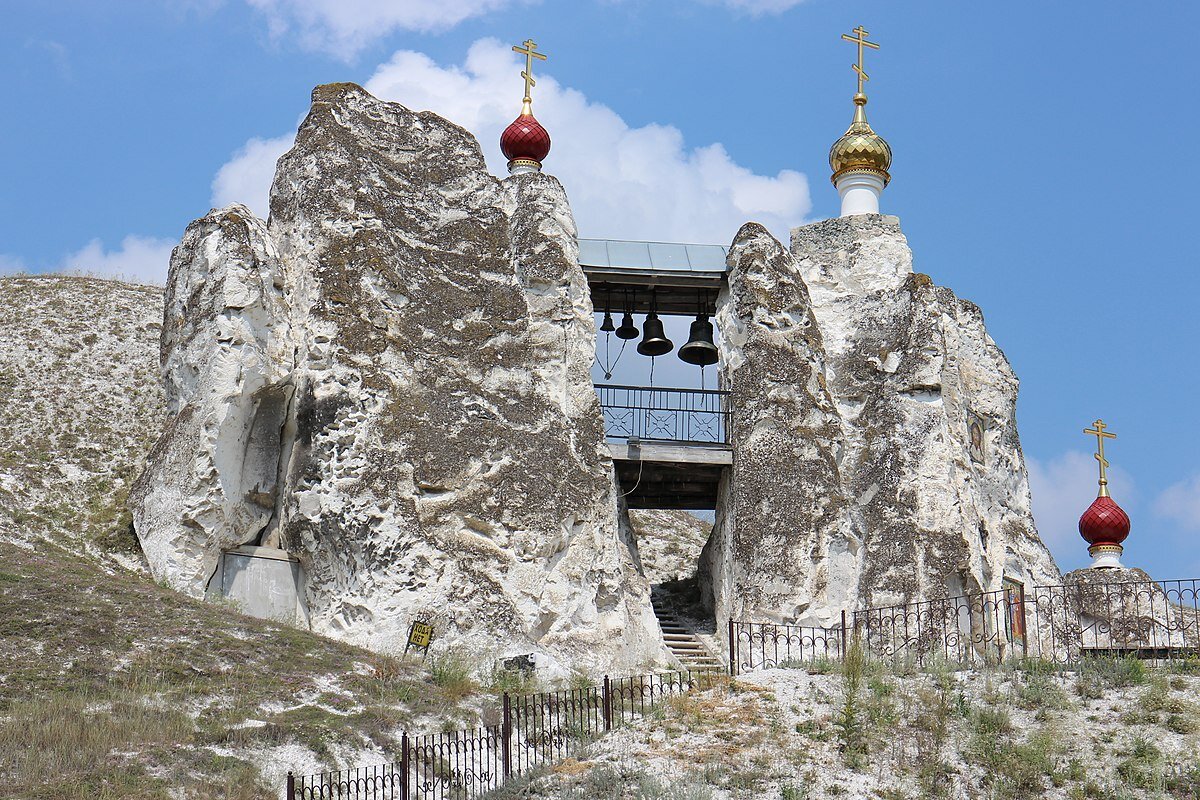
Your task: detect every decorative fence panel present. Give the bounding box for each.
[595,384,730,445]
[287,670,709,800]
[730,618,846,675]
[731,577,1200,674]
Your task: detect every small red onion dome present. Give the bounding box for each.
[500,112,551,169]
[1079,495,1131,547]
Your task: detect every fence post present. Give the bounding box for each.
[727,618,736,677]
[840,610,848,659]
[502,693,512,779]
[1018,584,1029,659]
[399,732,410,800]
[602,675,612,731]
[286,771,295,800]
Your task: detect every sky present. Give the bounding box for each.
[1,0,1197,578]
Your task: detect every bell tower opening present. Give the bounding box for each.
[581,237,731,672]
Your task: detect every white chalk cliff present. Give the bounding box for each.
[133,83,1062,668]
[700,216,1061,631]
[131,83,663,672]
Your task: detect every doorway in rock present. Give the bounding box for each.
[627,507,725,673]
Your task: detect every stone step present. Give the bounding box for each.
[667,643,705,652]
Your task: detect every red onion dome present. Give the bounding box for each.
[1078,495,1131,547]
[500,112,551,166]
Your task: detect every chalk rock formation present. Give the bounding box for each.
[1063,567,1197,651]
[131,208,291,590]
[629,510,712,585]
[132,83,662,672]
[702,216,1060,630]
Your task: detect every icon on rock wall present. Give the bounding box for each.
[967,411,986,465]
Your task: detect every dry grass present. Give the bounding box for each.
[0,541,486,796]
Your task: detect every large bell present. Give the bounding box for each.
[615,311,639,340]
[637,312,674,357]
[678,315,719,366]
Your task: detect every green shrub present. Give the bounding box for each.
[428,649,476,700]
[834,638,868,768]
[1076,655,1147,699]
[1016,672,1070,712]
[1116,736,1163,791]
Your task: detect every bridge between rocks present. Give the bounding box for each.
[581,238,732,511]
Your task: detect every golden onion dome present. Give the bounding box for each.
[829,93,891,186]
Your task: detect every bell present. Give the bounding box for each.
[600,310,615,332]
[637,312,674,357]
[615,312,639,340]
[678,315,718,366]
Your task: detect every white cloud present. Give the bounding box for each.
[1155,474,1200,532]
[60,236,175,286]
[243,0,524,59]
[0,254,28,275]
[1027,450,1137,565]
[212,134,294,216]
[212,39,811,245]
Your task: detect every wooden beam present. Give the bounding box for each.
[607,441,732,466]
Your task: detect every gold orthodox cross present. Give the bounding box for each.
[1083,419,1117,494]
[841,25,880,96]
[513,39,548,104]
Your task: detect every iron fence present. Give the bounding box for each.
[595,384,730,445]
[287,670,712,800]
[731,577,1200,673]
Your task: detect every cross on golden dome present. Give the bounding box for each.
[512,39,548,109]
[1084,419,1117,497]
[841,26,880,97]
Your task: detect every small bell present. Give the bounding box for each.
[600,311,615,332]
[678,314,718,366]
[616,312,639,340]
[637,312,673,357]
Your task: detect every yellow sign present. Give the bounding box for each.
[408,621,433,649]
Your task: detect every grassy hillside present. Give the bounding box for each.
[0,276,166,560]
[0,539,495,799]
[0,277,506,798]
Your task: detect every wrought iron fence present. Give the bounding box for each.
[729,616,847,675]
[287,670,712,800]
[595,384,730,445]
[731,577,1200,674]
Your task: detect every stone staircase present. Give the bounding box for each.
[652,593,725,673]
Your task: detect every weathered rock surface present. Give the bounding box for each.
[701,216,1061,631]
[131,208,291,591]
[628,510,712,585]
[1063,566,1198,650]
[699,223,852,627]
[132,83,663,672]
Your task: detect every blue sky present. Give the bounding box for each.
[2,1,1197,577]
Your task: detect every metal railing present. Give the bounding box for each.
[731,577,1200,674]
[595,384,730,445]
[287,670,717,800]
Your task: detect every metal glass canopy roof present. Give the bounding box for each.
[578,238,729,273]
[577,238,729,316]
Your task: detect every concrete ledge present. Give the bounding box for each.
[227,545,300,562]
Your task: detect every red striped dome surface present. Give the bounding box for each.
[1078,495,1131,546]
